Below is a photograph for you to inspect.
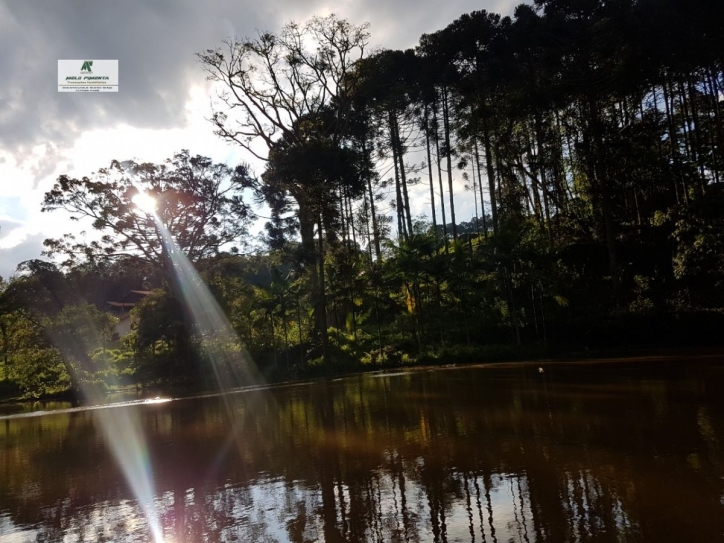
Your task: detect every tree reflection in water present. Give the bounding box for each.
[2,358,724,542]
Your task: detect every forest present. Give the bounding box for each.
[1,0,724,399]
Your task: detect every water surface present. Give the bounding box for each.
[2,354,724,542]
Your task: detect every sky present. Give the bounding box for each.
[0,0,517,280]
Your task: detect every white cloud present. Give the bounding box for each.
[0,224,29,249]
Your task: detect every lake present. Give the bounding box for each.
[2,354,724,542]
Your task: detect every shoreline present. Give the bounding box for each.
[2,345,723,413]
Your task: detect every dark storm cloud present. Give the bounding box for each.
[0,0,284,161]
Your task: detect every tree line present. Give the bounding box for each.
[2,0,724,398]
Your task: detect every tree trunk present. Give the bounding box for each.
[317,214,330,364]
[662,75,687,203]
[392,112,414,236]
[362,139,381,260]
[480,107,498,236]
[442,86,458,242]
[424,105,439,238]
[390,112,407,241]
[534,112,554,245]
[588,97,621,305]
[433,101,449,251]
[473,140,488,238]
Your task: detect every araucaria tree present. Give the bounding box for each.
[197,15,371,362]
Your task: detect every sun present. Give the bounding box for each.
[132,192,157,213]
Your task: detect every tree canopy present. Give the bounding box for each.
[42,150,256,274]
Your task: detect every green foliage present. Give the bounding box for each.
[670,188,724,306]
[6,4,724,399]
[10,347,70,399]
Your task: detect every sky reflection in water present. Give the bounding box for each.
[2,357,724,542]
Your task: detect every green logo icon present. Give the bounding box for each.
[80,60,93,73]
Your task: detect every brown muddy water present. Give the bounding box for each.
[2,354,724,542]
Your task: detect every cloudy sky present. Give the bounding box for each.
[0,0,516,280]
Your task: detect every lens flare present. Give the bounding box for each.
[132,192,157,213]
[43,201,265,543]
[95,407,166,543]
[42,326,167,541]
[151,212,270,488]
[154,219,263,389]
